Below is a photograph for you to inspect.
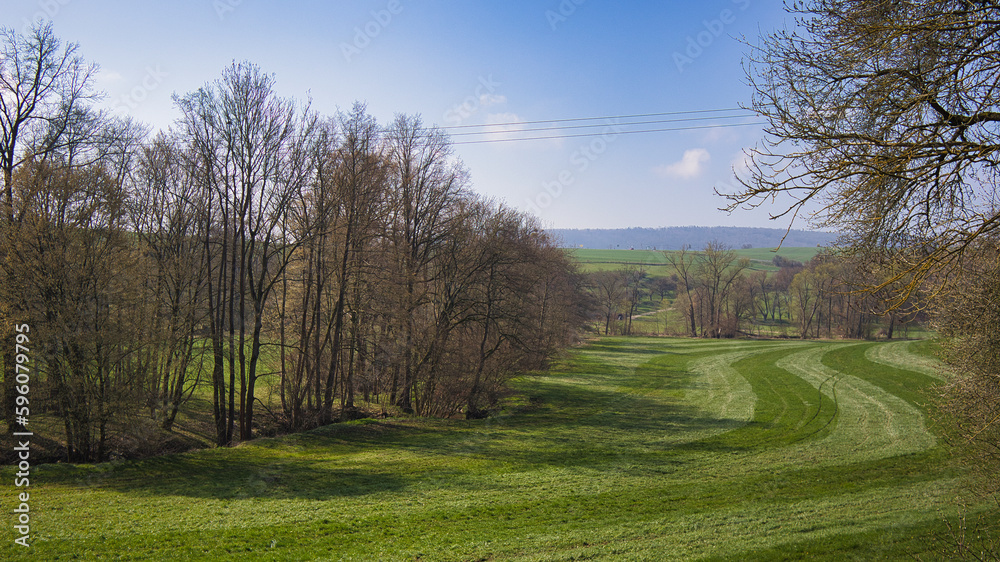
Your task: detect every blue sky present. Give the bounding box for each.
[5,0,795,230]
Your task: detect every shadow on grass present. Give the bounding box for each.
[448,369,753,469]
[30,421,447,500]
[583,341,672,355]
[36,339,763,497]
[42,446,412,500]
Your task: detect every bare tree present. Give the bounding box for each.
[278,118,339,431]
[14,145,142,461]
[0,22,100,218]
[621,266,646,336]
[695,242,750,338]
[591,270,626,336]
[0,21,101,429]
[723,0,1000,303]
[385,114,466,413]
[129,134,210,430]
[321,103,386,421]
[175,61,315,443]
[934,242,1000,496]
[665,246,700,337]
[790,268,822,338]
[463,202,533,418]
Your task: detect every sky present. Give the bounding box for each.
[4,0,798,230]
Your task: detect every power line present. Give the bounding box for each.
[437,107,748,131]
[451,121,765,146]
[158,107,762,146]
[447,113,751,138]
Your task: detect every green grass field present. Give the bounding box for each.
[567,247,823,274]
[1,337,991,560]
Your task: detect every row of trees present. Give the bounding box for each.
[589,244,920,340]
[0,24,588,461]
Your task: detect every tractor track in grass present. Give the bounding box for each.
[786,346,843,447]
[774,343,936,465]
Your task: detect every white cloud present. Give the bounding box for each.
[479,93,507,107]
[655,148,710,180]
[96,70,125,88]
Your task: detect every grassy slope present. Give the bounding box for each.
[0,338,990,560]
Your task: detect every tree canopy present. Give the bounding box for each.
[725,0,1000,293]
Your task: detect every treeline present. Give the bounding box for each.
[0,26,588,462]
[588,243,920,338]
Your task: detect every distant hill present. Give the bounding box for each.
[546,226,839,250]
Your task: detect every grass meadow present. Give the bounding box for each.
[1,337,993,560]
[566,247,823,274]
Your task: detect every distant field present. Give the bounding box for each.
[1,337,991,560]
[733,246,822,264]
[566,247,823,274]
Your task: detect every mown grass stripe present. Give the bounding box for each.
[776,345,936,465]
[725,346,840,449]
[865,340,948,381]
[686,349,760,429]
